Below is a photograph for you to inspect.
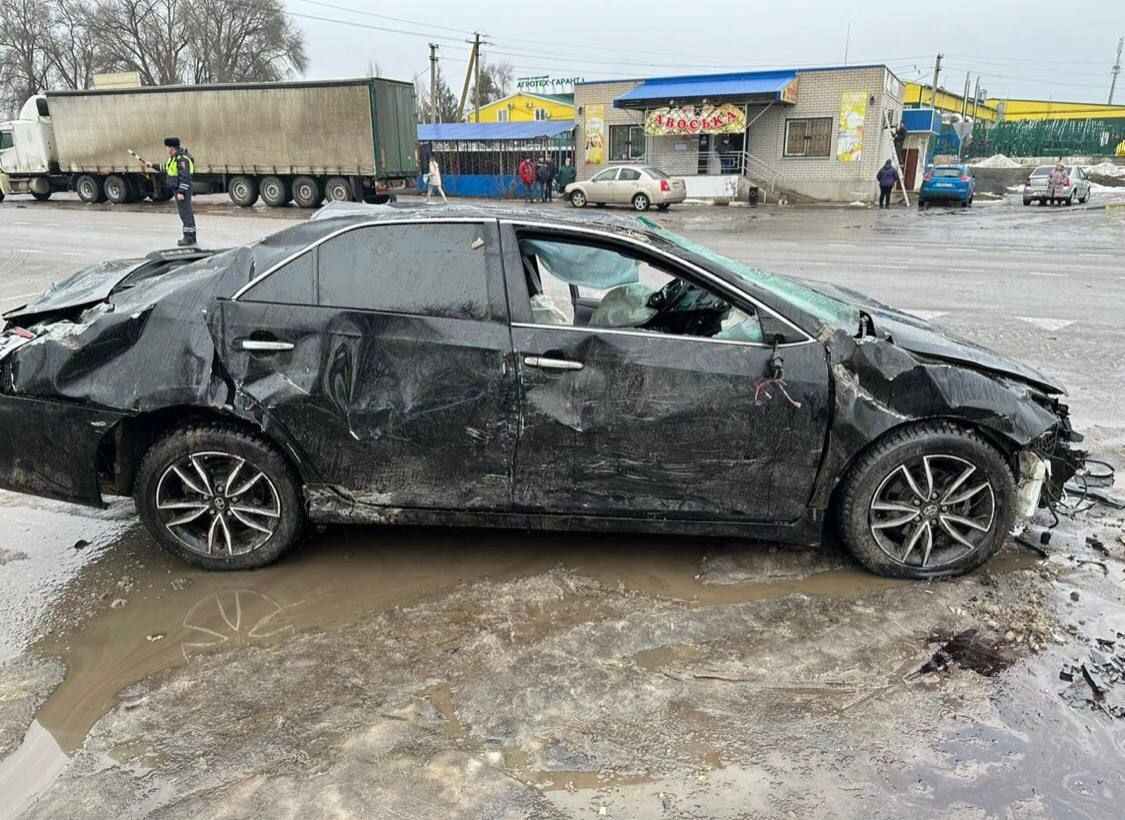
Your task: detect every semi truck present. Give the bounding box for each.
[0,77,418,208]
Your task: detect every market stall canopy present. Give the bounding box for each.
[615,71,799,109]
[418,121,576,141]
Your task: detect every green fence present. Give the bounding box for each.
[967,118,1125,158]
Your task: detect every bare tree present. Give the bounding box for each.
[87,0,191,86]
[416,65,459,123]
[46,0,102,90]
[472,60,513,106]
[185,0,306,84]
[0,0,54,115]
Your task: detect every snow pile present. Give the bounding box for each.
[1084,161,1125,177]
[972,154,1023,169]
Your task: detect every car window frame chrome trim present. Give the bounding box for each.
[231,217,494,302]
[502,219,816,349]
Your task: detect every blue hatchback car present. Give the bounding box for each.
[919,164,976,208]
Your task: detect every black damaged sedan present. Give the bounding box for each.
[0,206,1082,577]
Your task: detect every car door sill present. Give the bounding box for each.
[305,485,821,543]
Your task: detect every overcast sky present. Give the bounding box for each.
[283,0,1121,103]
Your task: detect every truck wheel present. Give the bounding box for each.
[104,175,131,205]
[76,175,105,204]
[325,176,353,202]
[124,175,145,203]
[292,176,323,208]
[259,175,290,207]
[837,422,1016,579]
[0,190,5,204]
[229,175,259,207]
[31,191,52,201]
[135,425,304,571]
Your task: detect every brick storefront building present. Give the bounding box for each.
[575,65,906,203]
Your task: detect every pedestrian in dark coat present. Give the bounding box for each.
[164,137,196,245]
[537,156,556,203]
[876,159,899,209]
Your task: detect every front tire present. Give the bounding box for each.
[632,192,651,211]
[838,422,1016,579]
[569,190,587,208]
[135,426,304,571]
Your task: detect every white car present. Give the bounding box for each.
[1022,165,1092,206]
[565,166,687,211]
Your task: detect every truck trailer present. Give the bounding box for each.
[0,77,418,208]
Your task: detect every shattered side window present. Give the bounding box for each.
[645,224,861,329]
[317,223,491,320]
[241,250,316,305]
[519,235,763,343]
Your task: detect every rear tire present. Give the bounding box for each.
[292,176,323,208]
[229,175,259,207]
[632,192,651,211]
[135,425,304,571]
[259,175,290,207]
[105,174,131,205]
[837,422,1016,579]
[324,176,353,203]
[76,174,105,203]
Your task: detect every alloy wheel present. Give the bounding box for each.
[868,454,996,569]
[155,451,282,557]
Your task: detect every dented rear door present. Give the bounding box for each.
[220,219,517,511]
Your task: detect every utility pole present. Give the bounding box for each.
[971,76,981,121]
[961,72,971,116]
[456,32,488,122]
[428,43,439,124]
[1110,36,1123,104]
[843,20,851,65]
[930,53,943,108]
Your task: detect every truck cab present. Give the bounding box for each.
[0,96,58,199]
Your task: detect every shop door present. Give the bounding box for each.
[904,149,920,189]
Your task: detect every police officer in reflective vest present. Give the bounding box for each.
[163,137,196,246]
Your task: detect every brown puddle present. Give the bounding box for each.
[17,524,1037,767]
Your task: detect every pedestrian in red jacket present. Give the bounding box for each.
[518,157,537,202]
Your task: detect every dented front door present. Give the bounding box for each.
[220,220,517,511]
[510,327,831,522]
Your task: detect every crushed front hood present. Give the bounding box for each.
[3,248,218,323]
[808,282,1065,395]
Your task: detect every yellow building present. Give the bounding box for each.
[984,98,1125,122]
[903,83,998,122]
[466,92,575,123]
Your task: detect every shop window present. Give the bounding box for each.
[534,108,548,121]
[497,109,509,122]
[609,124,645,162]
[784,117,833,158]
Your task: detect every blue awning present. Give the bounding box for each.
[418,120,576,142]
[615,71,798,108]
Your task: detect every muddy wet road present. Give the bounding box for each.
[1,196,1124,818]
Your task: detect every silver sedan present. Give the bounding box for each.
[565,165,687,211]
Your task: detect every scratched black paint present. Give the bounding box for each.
[0,206,1075,549]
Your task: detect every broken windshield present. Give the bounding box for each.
[642,221,862,329]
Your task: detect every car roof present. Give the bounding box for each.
[307,201,650,235]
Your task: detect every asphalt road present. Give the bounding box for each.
[1,194,1124,819]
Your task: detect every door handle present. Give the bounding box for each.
[525,356,583,371]
[239,339,294,352]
